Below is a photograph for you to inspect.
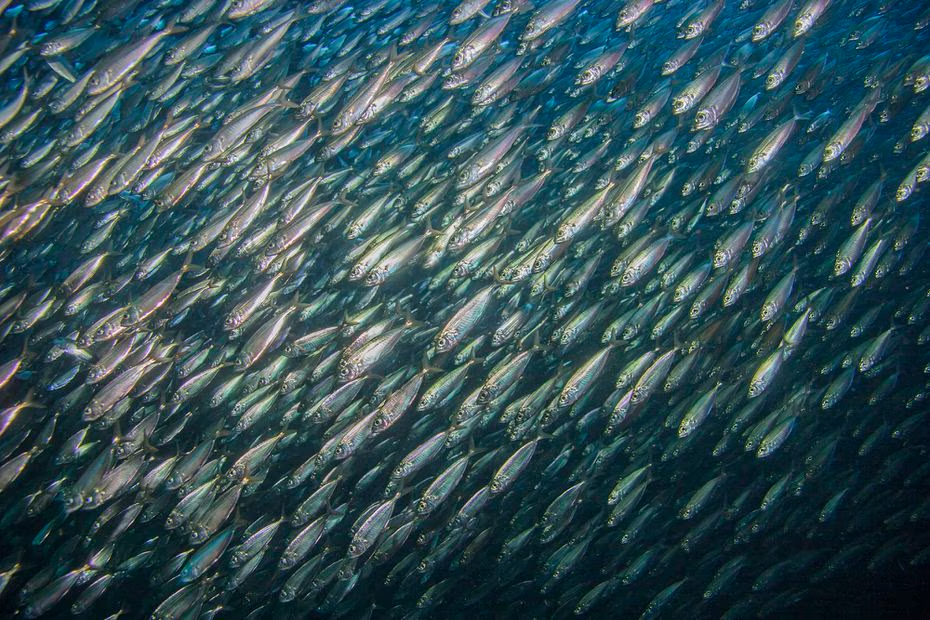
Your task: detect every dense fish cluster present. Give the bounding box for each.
[1,0,930,617]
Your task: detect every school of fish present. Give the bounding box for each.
[0,0,929,617]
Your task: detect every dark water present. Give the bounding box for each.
[0,0,929,618]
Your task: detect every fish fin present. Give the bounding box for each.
[791,103,812,122]
[232,507,248,529]
[394,481,415,499]
[277,97,300,111]
[20,387,44,410]
[142,435,159,455]
[519,324,545,352]
[342,309,358,327]
[46,58,77,83]
[161,16,190,36]
[323,498,338,517]
[180,250,194,273]
[401,309,424,330]
[662,223,688,241]
[337,189,357,208]
[419,352,443,375]
[17,336,29,361]
[313,115,325,140]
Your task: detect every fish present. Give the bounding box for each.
[0,1,926,619]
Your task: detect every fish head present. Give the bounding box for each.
[40,40,64,56]
[748,379,766,399]
[452,262,471,278]
[371,413,391,434]
[521,18,543,41]
[557,388,575,408]
[896,181,914,202]
[201,140,218,158]
[165,47,184,64]
[620,269,636,287]
[693,109,715,130]
[616,8,636,28]
[364,266,388,286]
[751,24,770,42]
[434,330,457,353]
[554,221,575,244]
[337,360,359,383]
[62,490,84,512]
[452,46,474,71]
[472,86,493,105]
[416,496,434,515]
[442,72,466,89]
[188,526,208,545]
[672,93,694,114]
[85,184,109,205]
[684,23,702,39]
[577,67,599,86]
[393,462,412,480]
[918,164,930,183]
[64,127,85,146]
[678,419,695,438]
[794,13,815,37]
[227,0,251,19]
[547,124,565,141]
[348,262,370,281]
[688,136,709,153]
[457,168,474,187]
[87,72,105,92]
